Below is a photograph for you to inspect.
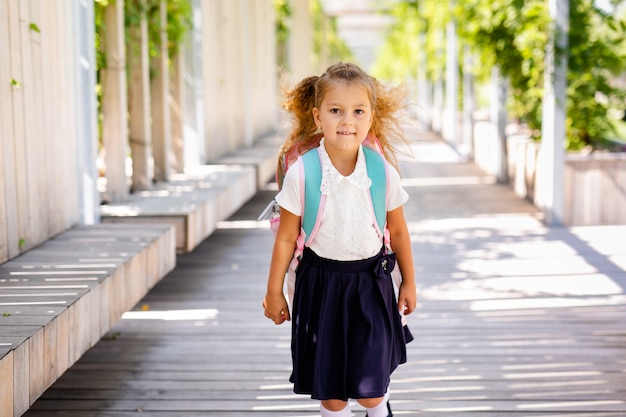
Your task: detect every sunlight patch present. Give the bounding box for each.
[122,308,219,321]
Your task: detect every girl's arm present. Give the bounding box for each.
[387,205,417,315]
[264,208,301,325]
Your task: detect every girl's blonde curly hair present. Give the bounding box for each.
[277,62,409,186]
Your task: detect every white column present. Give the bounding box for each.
[462,47,475,159]
[73,0,99,222]
[242,0,253,147]
[537,0,568,225]
[491,66,508,183]
[289,0,313,84]
[431,29,444,134]
[417,32,431,129]
[444,18,458,147]
[183,0,205,166]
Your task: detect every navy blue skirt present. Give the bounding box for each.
[289,247,413,401]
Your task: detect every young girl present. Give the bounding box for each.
[263,62,416,417]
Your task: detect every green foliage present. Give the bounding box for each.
[566,0,626,150]
[274,0,291,70]
[311,0,354,67]
[373,0,626,150]
[94,0,192,72]
[29,23,41,33]
[372,0,448,82]
[454,0,550,134]
[371,1,422,81]
[274,0,291,43]
[275,0,353,74]
[93,0,192,148]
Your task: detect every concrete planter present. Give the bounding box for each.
[473,116,626,226]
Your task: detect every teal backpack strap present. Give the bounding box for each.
[301,148,323,242]
[363,147,387,234]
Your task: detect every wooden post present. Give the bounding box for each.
[537,0,568,225]
[170,50,185,173]
[128,9,152,191]
[101,0,129,202]
[151,0,171,182]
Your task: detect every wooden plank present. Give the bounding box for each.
[13,339,29,416]
[57,0,80,230]
[28,328,45,406]
[6,0,29,259]
[42,315,59,391]
[0,0,15,264]
[47,0,74,234]
[39,0,58,235]
[0,351,13,417]
[21,0,47,247]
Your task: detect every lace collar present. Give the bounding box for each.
[319,138,372,195]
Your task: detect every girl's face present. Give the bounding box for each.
[312,81,374,156]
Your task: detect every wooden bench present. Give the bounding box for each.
[100,135,278,253]
[0,224,176,417]
[212,133,279,189]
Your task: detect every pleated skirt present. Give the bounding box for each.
[289,247,413,401]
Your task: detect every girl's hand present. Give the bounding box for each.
[263,292,290,325]
[398,281,417,316]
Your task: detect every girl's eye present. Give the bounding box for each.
[355,109,364,115]
[330,108,341,114]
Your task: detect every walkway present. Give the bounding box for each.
[24,125,626,416]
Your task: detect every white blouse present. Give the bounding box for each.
[275,139,409,261]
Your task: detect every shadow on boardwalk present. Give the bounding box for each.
[25,126,626,416]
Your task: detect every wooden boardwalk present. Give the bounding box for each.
[23,128,626,416]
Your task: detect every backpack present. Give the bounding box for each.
[259,136,401,304]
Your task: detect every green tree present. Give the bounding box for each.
[311,0,354,68]
[567,0,626,149]
[373,0,626,150]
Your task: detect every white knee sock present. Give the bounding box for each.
[365,392,390,417]
[320,402,351,417]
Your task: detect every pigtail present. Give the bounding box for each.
[277,76,322,187]
[370,77,410,172]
